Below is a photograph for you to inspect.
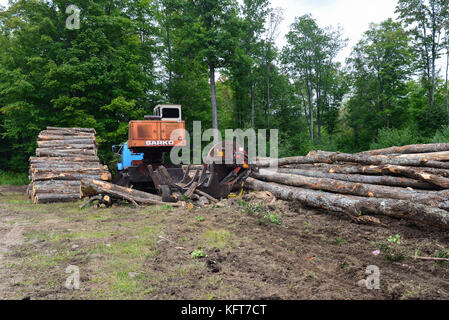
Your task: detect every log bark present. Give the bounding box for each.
[377,151,449,161]
[36,149,97,157]
[31,168,109,175]
[38,144,96,150]
[30,164,107,171]
[277,168,436,190]
[46,127,96,133]
[33,192,81,204]
[194,189,219,203]
[32,180,81,187]
[317,164,449,179]
[251,171,449,208]
[322,164,449,189]
[33,185,81,197]
[80,179,180,206]
[32,172,111,182]
[36,148,96,155]
[39,130,95,137]
[246,178,449,230]
[358,142,449,156]
[29,156,100,163]
[38,134,96,141]
[256,152,449,169]
[37,140,96,148]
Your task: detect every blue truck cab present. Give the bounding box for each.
[113,142,144,171]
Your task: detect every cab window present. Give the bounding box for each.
[162,108,180,119]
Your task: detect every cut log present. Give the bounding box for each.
[358,142,449,156]
[246,178,449,230]
[322,164,449,189]
[277,168,436,190]
[38,144,96,150]
[37,140,96,148]
[377,151,449,161]
[33,192,81,204]
[33,185,81,197]
[46,127,96,133]
[31,168,109,175]
[38,134,96,141]
[80,179,181,206]
[32,172,111,182]
[30,164,107,171]
[184,181,198,198]
[319,164,449,179]
[256,152,449,169]
[35,151,96,158]
[36,148,96,155]
[39,130,95,137]
[194,189,219,203]
[32,180,81,187]
[251,170,449,208]
[29,156,100,163]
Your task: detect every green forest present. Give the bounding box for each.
[1,0,449,173]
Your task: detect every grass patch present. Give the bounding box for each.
[0,171,29,185]
[109,271,143,298]
[376,242,405,262]
[238,201,281,226]
[334,237,348,245]
[50,230,112,242]
[201,229,234,249]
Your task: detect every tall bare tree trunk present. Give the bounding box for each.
[305,78,314,143]
[251,82,255,128]
[316,86,321,145]
[446,48,449,114]
[209,62,219,143]
[266,63,271,128]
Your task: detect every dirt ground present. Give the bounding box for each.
[0,185,449,300]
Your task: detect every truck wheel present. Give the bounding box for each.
[160,185,173,202]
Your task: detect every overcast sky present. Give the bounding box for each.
[0,0,399,63]
[273,0,399,63]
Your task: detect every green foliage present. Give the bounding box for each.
[387,234,402,245]
[0,0,157,171]
[369,127,422,150]
[431,125,449,143]
[191,248,206,259]
[263,212,280,225]
[0,171,29,186]
[195,215,205,222]
[377,241,405,262]
[238,200,281,225]
[436,250,449,268]
[334,237,348,245]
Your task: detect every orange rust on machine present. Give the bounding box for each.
[127,120,187,148]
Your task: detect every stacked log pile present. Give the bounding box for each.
[249,143,449,230]
[28,127,111,204]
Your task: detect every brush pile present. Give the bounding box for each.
[27,127,111,204]
[249,143,449,230]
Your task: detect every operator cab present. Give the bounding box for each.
[153,104,182,122]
